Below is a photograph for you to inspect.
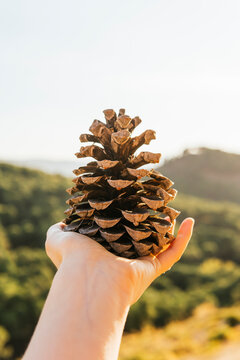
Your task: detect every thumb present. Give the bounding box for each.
[157,217,195,274]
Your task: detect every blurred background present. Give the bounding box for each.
[0,1,240,359]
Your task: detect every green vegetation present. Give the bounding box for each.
[120,303,240,360]
[0,163,70,248]
[0,160,240,359]
[0,163,70,358]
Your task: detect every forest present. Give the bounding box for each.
[0,149,240,359]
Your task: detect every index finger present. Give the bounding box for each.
[157,217,194,273]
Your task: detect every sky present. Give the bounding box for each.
[1,0,240,164]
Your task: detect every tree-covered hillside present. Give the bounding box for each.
[158,148,240,204]
[0,163,71,249]
[0,163,239,359]
[0,163,71,358]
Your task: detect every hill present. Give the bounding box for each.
[158,147,240,204]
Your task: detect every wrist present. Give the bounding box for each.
[59,250,132,309]
[56,252,130,359]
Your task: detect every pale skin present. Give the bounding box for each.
[22,217,194,360]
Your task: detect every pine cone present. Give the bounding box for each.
[63,108,180,259]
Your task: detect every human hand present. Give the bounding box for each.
[24,219,194,360]
[46,217,194,305]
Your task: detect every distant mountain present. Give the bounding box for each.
[158,147,240,204]
[4,159,81,177]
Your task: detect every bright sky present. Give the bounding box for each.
[1,0,240,164]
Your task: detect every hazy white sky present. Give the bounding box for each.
[1,0,240,163]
